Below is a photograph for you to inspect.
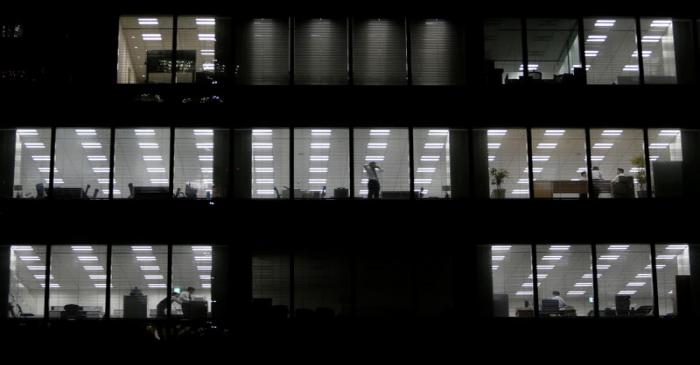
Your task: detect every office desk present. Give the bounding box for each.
[534,180,611,198]
[49,306,103,319]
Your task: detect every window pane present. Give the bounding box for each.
[8,245,46,318]
[526,18,581,81]
[583,17,639,84]
[491,245,534,317]
[536,244,593,317]
[353,128,409,199]
[176,16,230,84]
[117,16,174,84]
[294,252,352,318]
[174,128,229,199]
[293,128,349,199]
[412,128,451,199]
[252,251,290,318]
[352,18,407,85]
[486,128,529,198]
[251,128,290,199]
[648,128,683,197]
[589,128,646,198]
[234,18,289,85]
[531,128,588,199]
[171,245,213,319]
[656,244,691,317]
[596,244,653,317]
[411,19,465,85]
[640,18,677,84]
[294,18,347,85]
[484,18,522,84]
[114,128,171,199]
[0,128,51,199]
[110,245,167,318]
[53,128,111,199]
[49,245,107,319]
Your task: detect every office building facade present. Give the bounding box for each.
[2,3,700,347]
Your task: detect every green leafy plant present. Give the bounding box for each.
[630,155,647,189]
[490,168,509,190]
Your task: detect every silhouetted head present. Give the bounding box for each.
[186,286,196,294]
[617,168,624,174]
[553,290,561,296]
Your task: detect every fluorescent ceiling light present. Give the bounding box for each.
[252,129,272,136]
[311,129,332,136]
[656,254,676,260]
[17,129,38,136]
[658,130,680,136]
[97,178,116,184]
[365,156,385,161]
[41,283,61,288]
[608,244,629,251]
[601,130,623,136]
[645,264,666,270]
[487,130,508,136]
[512,189,530,195]
[666,244,688,250]
[93,167,110,173]
[428,130,449,136]
[590,156,605,161]
[521,282,540,287]
[618,290,637,295]
[71,246,93,252]
[532,156,550,162]
[549,245,570,251]
[33,275,54,280]
[311,143,331,149]
[138,18,159,25]
[523,167,543,173]
[632,50,652,58]
[255,179,274,184]
[27,266,46,271]
[199,155,214,161]
[574,282,593,287]
[309,156,329,161]
[78,256,99,261]
[150,179,168,185]
[83,266,104,271]
[24,142,45,149]
[309,179,327,184]
[369,129,391,136]
[143,155,162,161]
[487,143,501,149]
[138,142,159,149]
[491,245,512,251]
[492,265,499,271]
[528,274,548,279]
[144,275,164,280]
[567,291,586,295]
[255,167,274,173]
[140,266,160,271]
[198,33,216,41]
[594,19,616,27]
[635,273,652,278]
[134,129,156,136]
[19,256,40,261]
[196,142,214,149]
[421,156,440,162]
[11,246,34,251]
[131,246,153,251]
[623,65,640,72]
[518,64,539,71]
[194,256,212,261]
[515,291,533,296]
[586,35,607,42]
[537,143,557,149]
[584,50,599,57]
[537,265,555,270]
[488,156,496,162]
[627,282,646,287]
[517,179,528,184]
[598,255,619,261]
[196,18,216,25]
[201,167,214,173]
[649,143,670,149]
[193,129,214,136]
[593,143,614,149]
[542,255,562,261]
[89,274,107,280]
[147,167,166,173]
[142,33,162,41]
[87,155,107,161]
[254,155,273,161]
[650,19,672,27]
[197,266,212,271]
[136,256,157,261]
[417,167,435,173]
[491,255,505,261]
[199,275,212,280]
[582,273,602,279]
[256,190,275,195]
[148,284,167,289]
[32,156,50,161]
[642,35,662,43]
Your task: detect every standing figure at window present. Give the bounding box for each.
[364,161,382,199]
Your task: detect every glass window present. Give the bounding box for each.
[596,244,653,317]
[656,244,691,317]
[486,128,529,198]
[410,18,465,85]
[531,128,588,199]
[353,128,410,199]
[526,18,581,82]
[175,16,230,84]
[294,18,348,85]
[233,18,289,85]
[412,128,451,199]
[352,18,407,85]
[648,128,683,198]
[8,245,46,318]
[49,245,108,319]
[174,128,229,199]
[251,128,290,199]
[0,128,51,199]
[535,244,593,317]
[53,128,111,200]
[484,18,523,84]
[293,128,349,199]
[117,16,174,84]
[294,251,352,318]
[589,128,646,198]
[583,17,639,85]
[114,128,171,199]
[171,245,213,319]
[640,18,677,84]
[491,245,534,317]
[110,245,167,318]
[252,251,290,318]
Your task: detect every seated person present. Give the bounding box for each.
[611,168,626,183]
[552,290,568,309]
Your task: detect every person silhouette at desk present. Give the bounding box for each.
[552,290,568,309]
[612,168,626,183]
[175,287,196,317]
[363,161,382,199]
[591,166,604,198]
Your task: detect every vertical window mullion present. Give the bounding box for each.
[577,17,588,84]
[635,16,646,85]
[521,18,529,82]
[347,17,353,85]
[289,17,295,85]
[43,244,52,320]
[171,16,178,84]
[585,127,594,199]
[650,243,660,317]
[591,243,600,317]
[643,128,654,198]
[349,127,355,199]
[166,243,173,321]
[409,127,415,200]
[525,128,535,199]
[108,127,116,200]
[289,127,294,199]
[48,127,56,199]
[405,17,412,85]
[530,243,540,317]
[105,243,112,319]
[168,127,175,197]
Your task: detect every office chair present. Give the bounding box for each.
[540,299,561,316]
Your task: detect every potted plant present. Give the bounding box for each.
[630,155,647,198]
[490,168,509,199]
